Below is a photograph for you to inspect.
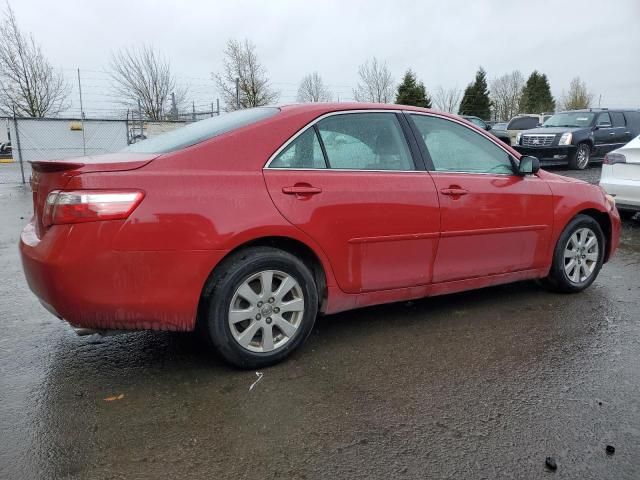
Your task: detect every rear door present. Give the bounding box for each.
[610,112,632,148]
[263,111,441,294]
[594,112,615,157]
[408,113,553,283]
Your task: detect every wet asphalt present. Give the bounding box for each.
[1,166,639,479]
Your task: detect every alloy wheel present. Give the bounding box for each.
[576,145,590,169]
[563,227,599,283]
[228,270,305,353]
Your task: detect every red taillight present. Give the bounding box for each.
[43,190,144,227]
[604,153,626,165]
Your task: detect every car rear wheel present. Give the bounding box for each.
[542,214,605,293]
[201,247,318,368]
[569,143,590,170]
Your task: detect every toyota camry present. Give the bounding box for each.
[20,103,621,367]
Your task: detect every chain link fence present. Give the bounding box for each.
[0,114,218,185]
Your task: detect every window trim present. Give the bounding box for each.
[406,111,519,176]
[264,110,421,172]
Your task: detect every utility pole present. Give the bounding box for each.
[170,92,178,120]
[192,101,196,121]
[216,98,220,116]
[235,77,240,109]
[77,68,86,155]
[598,94,602,108]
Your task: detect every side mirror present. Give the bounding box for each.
[517,155,540,176]
[485,124,491,131]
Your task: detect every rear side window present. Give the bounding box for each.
[611,112,626,128]
[507,116,539,130]
[625,112,640,133]
[123,107,279,154]
[270,128,326,169]
[316,113,414,170]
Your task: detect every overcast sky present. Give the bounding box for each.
[10,0,640,116]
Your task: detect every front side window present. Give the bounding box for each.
[411,114,513,174]
[270,128,326,169]
[316,113,414,170]
[597,112,612,127]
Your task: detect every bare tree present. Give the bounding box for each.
[490,70,524,121]
[214,39,279,111]
[297,72,332,102]
[353,57,394,103]
[0,3,69,117]
[559,77,594,111]
[109,44,186,121]
[433,86,462,113]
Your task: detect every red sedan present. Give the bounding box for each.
[20,104,621,367]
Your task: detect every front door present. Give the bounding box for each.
[264,111,440,294]
[593,112,615,157]
[407,113,554,283]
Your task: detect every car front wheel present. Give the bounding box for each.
[569,143,590,170]
[201,247,318,368]
[542,214,605,293]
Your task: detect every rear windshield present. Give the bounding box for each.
[507,116,539,130]
[542,112,595,128]
[122,107,279,154]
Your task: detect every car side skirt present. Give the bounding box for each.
[324,267,549,315]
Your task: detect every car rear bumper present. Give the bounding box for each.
[514,145,576,164]
[20,220,228,332]
[600,175,640,211]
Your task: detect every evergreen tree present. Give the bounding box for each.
[395,70,432,108]
[458,67,491,119]
[519,71,555,113]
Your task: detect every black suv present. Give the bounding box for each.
[461,115,511,146]
[513,109,640,169]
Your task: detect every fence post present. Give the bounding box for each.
[125,109,130,145]
[77,68,87,155]
[138,100,143,138]
[11,105,25,185]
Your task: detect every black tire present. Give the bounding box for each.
[619,210,637,221]
[201,247,318,368]
[542,214,605,293]
[568,143,591,170]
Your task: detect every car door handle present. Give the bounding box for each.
[282,185,322,195]
[440,187,468,196]
[609,132,616,136]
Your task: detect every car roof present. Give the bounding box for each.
[278,102,431,114]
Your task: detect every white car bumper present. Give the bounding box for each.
[600,164,640,211]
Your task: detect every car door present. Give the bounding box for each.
[263,111,441,294]
[593,112,614,157]
[610,112,632,149]
[407,113,554,283]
